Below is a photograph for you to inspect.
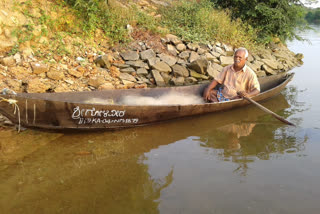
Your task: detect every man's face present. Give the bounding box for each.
[234,50,247,68]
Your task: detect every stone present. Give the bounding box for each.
[30,62,49,74]
[1,56,15,67]
[167,44,178,56]
[255,70,267,77]
[165,34,182,45]
[187,58,208,74]
[88,76,106,88]
[147,57,161,67]
[140,49,156,60]
[189,51,200,63]
[206,62,221,79]
[179,51,190,60]
[261,58,279,70]
[210,51,221,58]
[171,77,185,86]
[122,80,135,88]
[185,77,198,85]
[214,47,224,55]
[176,43,186,52]
[120,50,139,61]
[151,70,165,87]
[197,47,206,55]
[204,53,215,61]
[161,72,172,84]
[68,69,83,78]
[120,67,136,73]
[47,68,65,80]
[5,79,22,92]
[113,63,130,69]
[94,54,112,69]
[137,68,149,76]
[13,53,21,66]
[189,70,209,80]
[119,73,137,82]
[125,60,149,69]
[262,64,277,75]
[187,43,199,51]
[158,53,177,66]
[151,61,171,73]
[172,64,189,77]
[220,56,233,66]
[295,53,304,60]
[27,78,51,93]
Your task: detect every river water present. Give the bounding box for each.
[1,27,320,214]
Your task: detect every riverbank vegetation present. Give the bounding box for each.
[305,8,320,24]
[4,0,309,57]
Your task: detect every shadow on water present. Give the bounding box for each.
[0,84,309,214]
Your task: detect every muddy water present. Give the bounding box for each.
[1,27,320,214]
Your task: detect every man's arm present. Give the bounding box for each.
[203,79,218,101]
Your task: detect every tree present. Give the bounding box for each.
[211,0,307,42]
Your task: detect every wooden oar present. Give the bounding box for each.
[240,94,295,126]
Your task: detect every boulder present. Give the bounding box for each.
[185,77,198,85]
[140,49,156,60]
[94,54,112,69]
[167,44,178,56]
[171,77,185,86]
[172,64,189,77]
[125,60,149,69]
[179,51,190,60]
[189,70,209,80]
[137,68,149,76]
[187,58,208,74]
[165,34,182,45]
[119,73,137,82]
[189,51,200,63]
[158,53,177,66]
[68,69,83,78]
[151,61,171,73]
[120,51,139,61]
[1,56,15,67]
[261,58,280,70]
[220,56,233,66]
[120,67,136,74]
[147,57,161,67]
[151,70,165,87]
[206,62,221,79]
[27,78,51,93]
[262,64,277,75]
[88,76,106,88]
[176,43,186,52]
[47,68,65,80]
[30,62,49,74]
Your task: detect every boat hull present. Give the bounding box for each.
[0,73,294,130]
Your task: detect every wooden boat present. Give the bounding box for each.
[0,72,294,130]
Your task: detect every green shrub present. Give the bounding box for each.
[159,0,260,50]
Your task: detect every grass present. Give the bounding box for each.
[7,0,263,57]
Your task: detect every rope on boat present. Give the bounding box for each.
[0,97,21,132]
[33,104,36,125]
[25,99,28,124]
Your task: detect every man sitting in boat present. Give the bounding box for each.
[203,47,260,102]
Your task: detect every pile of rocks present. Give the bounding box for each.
[107,34,303,88]
[0,33,303,94]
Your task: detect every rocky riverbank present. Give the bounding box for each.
[0,0,303,129]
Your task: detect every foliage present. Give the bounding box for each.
[211,0,307,43]
[159,0,260,50]
[305,8,320,24]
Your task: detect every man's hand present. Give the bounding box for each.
[237,91,249,98]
